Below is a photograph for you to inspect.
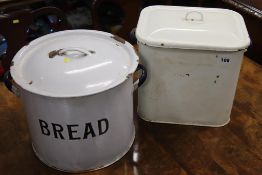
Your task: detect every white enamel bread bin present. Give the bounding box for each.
[5,30,147,172]
[136,6,250,126]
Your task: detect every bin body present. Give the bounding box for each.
[138,43,244,126]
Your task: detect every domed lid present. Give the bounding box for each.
[10,30,138,97]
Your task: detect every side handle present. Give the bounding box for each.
[133,64,147,90]
[3,70,20,96]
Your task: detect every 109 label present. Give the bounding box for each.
[221,57,231,63]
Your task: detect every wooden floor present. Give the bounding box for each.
[0,57,262,175]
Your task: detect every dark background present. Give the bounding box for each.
[0,0,261,76]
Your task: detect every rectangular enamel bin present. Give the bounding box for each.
[136,6,250,126]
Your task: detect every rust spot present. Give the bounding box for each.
[88,50,96,54]
[10,61,14,66]
[48,49,62,58]
[111,35,125,44]
[29,81,33,85]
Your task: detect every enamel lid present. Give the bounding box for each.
[136,6,250,51]
[10,30,138,97]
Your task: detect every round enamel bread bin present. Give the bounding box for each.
[5,30,147,172]
[136,6,250,126]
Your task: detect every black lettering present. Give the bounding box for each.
[98,118,109,135]
[67,124,80,140]
[39,119,50,136]
[51,123,65,139]
[83,123,96,139]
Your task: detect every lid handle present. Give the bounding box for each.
[49,48,95,59]
[185,11,204,22]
